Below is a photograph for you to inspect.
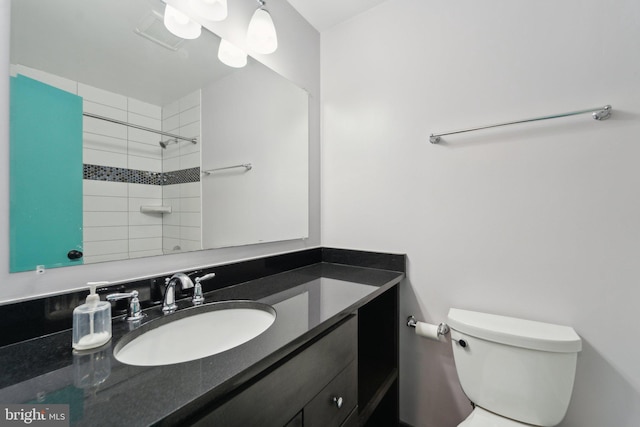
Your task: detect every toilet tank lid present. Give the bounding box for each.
[447,308,582,353]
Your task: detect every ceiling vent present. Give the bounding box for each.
[134,10,185,51]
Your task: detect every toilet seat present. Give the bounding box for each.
[459,407,534,427]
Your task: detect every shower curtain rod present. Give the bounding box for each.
[429,104,612,144]
[83,112,198,144]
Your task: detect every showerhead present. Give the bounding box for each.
[159,138,178,149]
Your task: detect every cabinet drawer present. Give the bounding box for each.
[305,360,357,427]
[194,315,357,427]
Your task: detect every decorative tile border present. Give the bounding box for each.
[83,164,200,186]
[162,167,201,185]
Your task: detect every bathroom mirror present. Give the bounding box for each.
[9,0,308,272]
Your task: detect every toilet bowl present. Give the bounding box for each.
[447,308,582,427]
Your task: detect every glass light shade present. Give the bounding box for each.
[164,4,201,39]
[246,8,278,54]
[189,0,227,21]
[218,40,248,68]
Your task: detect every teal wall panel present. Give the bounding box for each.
[10,75,83,272]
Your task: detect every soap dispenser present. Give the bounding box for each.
[72,282,112,350]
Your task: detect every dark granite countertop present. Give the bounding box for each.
[0,262,404,426]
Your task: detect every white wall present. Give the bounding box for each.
[321,0,640,426]
[201,62,308,248]
[0,0,320,303]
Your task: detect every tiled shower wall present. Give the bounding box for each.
[10,65,201,264]
[83,86,165,263]
[161,92,202,254]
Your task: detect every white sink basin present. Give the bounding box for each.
[114,301,276,366]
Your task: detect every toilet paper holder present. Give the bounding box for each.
[407,315,450,338]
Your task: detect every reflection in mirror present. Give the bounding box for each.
[9,0,309,272]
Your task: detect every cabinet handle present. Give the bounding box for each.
[332,396,343,409]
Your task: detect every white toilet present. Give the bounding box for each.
[447,308,582,427]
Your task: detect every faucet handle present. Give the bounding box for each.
[106,290,144,321]
[192,273,215,305]
[195,273,216,283]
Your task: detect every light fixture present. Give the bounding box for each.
[246,0,278,54]
[188,0,228,22]
[163,3,201,39]
[218,39,248,68]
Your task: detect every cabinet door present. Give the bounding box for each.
[284,412,303,427]
[193,316,357,427]
[10,75,83,272]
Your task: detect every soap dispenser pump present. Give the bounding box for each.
[72,282,112,350]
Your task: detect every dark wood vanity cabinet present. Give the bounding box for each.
[191,285,399,427]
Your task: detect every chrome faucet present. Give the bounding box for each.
[162,273,194,314]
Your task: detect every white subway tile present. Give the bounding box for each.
[128,98,161,119]
[181,212,201,227]
[163,225,180,239]
[129,225,162,239]
[83,100,127,121]
[128,141,162,160]
[83,211,128,227]
[128,127,161,145]
[180,197,201,212]
[129,211,162,226]
[162,115,180,133]
[162,237,181,252]
[179,137,200,156]
[181,182,201,198]
[180,152,200,169]
[128,112,161,130]
[180,226,201,241]
[84,180,127,197]
[162,185,180,199]
[84,195,128,212]
[180,106,200,127]
[83,239,128,256]
[162,155,180,172]
[84,226,128,242]
[129,183,162,198]
[84,116,127,139]
[179,239,202,251]
[162,100,180,120]
[83,132,127,154]
[128,155,162,173]
[129,237,163,252]
[179,121,200,140]
[83,149,127,168]
[163,212,181,226]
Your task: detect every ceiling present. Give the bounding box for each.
[11,0,388,106]
[286,0,389,32]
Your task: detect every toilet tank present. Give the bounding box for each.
[447,309,582,427]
